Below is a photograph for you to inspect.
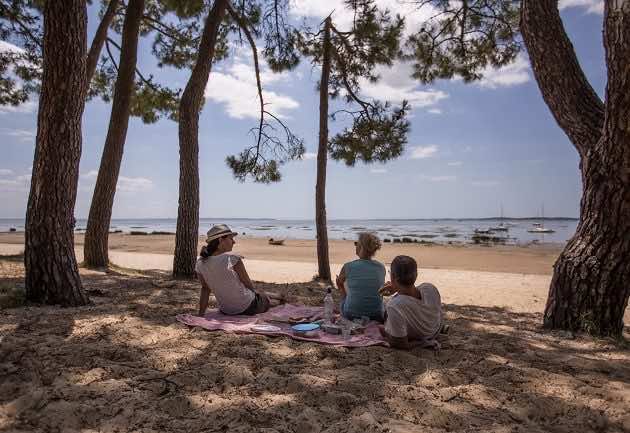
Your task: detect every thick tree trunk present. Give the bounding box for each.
[84,0,144,268]
[24,0,89,306]
[173,0,227,278]
[86,0,120,83]
[315,17,332,282]
[522,0,630,336]
[544,155,630,336]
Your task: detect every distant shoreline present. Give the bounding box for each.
[1,232,564,275]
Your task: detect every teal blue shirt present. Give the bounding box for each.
[341,259,386,320]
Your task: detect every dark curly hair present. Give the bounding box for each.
[391,255,418,286]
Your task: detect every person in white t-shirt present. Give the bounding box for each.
[195,224,282,316]
[378,255,444,350]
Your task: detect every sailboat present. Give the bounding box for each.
[490,204,509,232]
[527,204,555,233]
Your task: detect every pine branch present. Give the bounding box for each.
[0,2,42,49]
[226,1,264,169]
[106,37,159,92]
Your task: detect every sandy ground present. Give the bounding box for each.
[1,255,629,433]
[1,235,629,432]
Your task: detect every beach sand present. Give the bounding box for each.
[1,233,629,432]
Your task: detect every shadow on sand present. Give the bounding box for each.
[1,263,629,432]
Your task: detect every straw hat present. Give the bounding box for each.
[205,224,237,243]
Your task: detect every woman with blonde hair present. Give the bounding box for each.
[335,232,386,322]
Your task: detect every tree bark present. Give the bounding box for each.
[315,17,332,282]
[173,0,228,278]
[522,0,630,337]
[24,0,89,306]
[86,0,120,83]
[83,0,144,268]
[520,0,604,159]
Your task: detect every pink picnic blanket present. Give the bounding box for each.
[176,304,388,348]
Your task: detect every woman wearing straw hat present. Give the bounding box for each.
[195,224,282,316]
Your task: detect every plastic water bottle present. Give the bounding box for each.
[323,287,334,324]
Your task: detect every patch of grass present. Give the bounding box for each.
[0,281,26,309]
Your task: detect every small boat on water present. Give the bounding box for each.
[527,204,555,233]
[527,227,555,234]
[489,223,508,232]
[474,228,494,235]
[489,204,509,232]
[268,238,285,246]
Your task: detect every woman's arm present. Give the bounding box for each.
[233,259,255,291]
[335,265,347,297]
[197,272,211,316]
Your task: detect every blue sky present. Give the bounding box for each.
[0,0,606,219]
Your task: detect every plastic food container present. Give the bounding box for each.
[291,323,320,338]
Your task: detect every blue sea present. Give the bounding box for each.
[0,217,578,246]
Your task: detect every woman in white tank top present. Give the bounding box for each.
[195,224,283,316]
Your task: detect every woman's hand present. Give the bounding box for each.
[379,281,395,296]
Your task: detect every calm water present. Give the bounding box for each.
[1,217,578,246]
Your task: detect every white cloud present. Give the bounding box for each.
[477,55,531,89]
[0,41,38,114]
[117,176,153,192]
[205,58,299,120]
[289,0,437,36]
[81,170,99,179]
[472,180,500,187]
[0,170,31,191]
[0,128,36,141]
[79,170,153,193]
[360,62,448,112]
[370,168,387,174]
[410,145,438,159]
[0,100,37,114]
[428,108,442,115]
[559,0,604,14]
[447,161,463,167]
[423,175,456,182]
[0,179,18,186]
[301,152,317,160]
[0,40,24,54]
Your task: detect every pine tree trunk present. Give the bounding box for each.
[544,154,630,336]
[522,0,630,336]
[86,0,120,83]
[84,0,144,268]
[315,17,332,282]
[173,0,227,278]
[24,0,89,306]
